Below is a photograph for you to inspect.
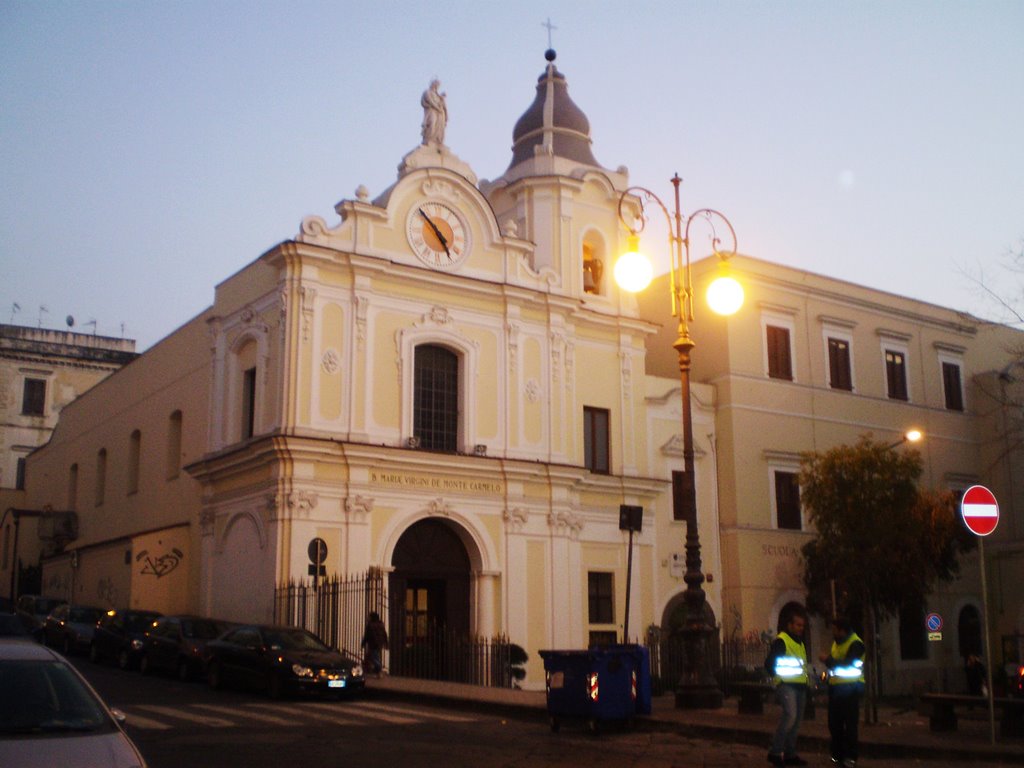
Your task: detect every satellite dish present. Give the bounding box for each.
[66,315,75,327]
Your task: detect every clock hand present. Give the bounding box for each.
[418,208,451,256]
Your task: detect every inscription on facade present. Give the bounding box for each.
[762,544,800,558]
[369,469,504,496]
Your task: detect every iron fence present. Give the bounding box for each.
[274,569,385,661]
[647,626,770,696]
[274,570,522,687]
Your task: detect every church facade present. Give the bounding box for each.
[22,54,721,685]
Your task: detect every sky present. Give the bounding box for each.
[2,0,1022,351]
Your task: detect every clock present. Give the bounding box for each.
[406,201,470,269]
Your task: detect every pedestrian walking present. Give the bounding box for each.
[361,611,388,677]
[766,606,810,767]
[819,616,865,767]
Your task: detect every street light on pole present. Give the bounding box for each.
[614,173,742,709]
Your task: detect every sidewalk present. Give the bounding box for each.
[366,676,1024,763]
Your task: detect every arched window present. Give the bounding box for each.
[128,430,141,495]
[413,344,459,452]
[582,234,605,295]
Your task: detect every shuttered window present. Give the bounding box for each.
[766,325,792,380]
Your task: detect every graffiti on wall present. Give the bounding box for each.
[136,546,183,579]
[97,576,119,607]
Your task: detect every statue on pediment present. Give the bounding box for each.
[421,79,447,147]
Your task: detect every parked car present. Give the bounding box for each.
[89,609,162,670]
[0,639,149,767]
[204,624,364,699]
[139,615,231,680]
[15,595,66,641]
[42,604,104,656]
[0,612,32,639]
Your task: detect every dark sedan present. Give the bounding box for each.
[204,624,364,699]
[139,615,231,680]
[42,604,104,656]
[89,608,162,670]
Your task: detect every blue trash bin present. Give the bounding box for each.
[540,644,650,732]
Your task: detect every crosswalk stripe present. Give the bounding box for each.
[356,700,478,723]
[134,703,234,727]
[246,702,391,727]
[301,700,418,724]
[194,703,296,726]
[121,711,173,731]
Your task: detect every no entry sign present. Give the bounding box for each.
[961,485,999,537]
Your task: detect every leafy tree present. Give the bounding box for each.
[799,435,972,719]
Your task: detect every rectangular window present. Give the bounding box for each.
[587,571,614,624]
[588,630,618,648]
[672,470,695,523]
[21,378,46,416]
[95,448,107,507]
[16,457,26,491]
[68,463,79,510]
[942,361,963,411]
[885,350,908,400]
[774,471,802,530]
[167,411,183,479]
[242,367,257,439]
[899,601,928,660]
[583,406,610,473]
[127,430,141,495]
[766,325,792,380]
[827,338,852,391]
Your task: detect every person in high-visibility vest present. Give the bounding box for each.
[818,616,865,768]
[765,607,810,767]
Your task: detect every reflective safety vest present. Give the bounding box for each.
[773,631,808,686]
[827,632,865,686]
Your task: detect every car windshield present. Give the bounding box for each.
[0,659,113,735]
[68,607,102,624]
[263,629,329,652]
[183,620,222,640]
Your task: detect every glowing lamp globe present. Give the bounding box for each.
[706,275,744,316]
[614,249,654,293]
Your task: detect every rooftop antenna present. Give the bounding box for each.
[9,302,20,323]
[84,319,97,335]
[38,305,48,328]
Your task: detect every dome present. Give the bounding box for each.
[507,50,602,170]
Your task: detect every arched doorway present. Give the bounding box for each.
[957,604,982,659]
[389,519,471,678]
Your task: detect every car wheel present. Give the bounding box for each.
[117,648,131,670]
[177,658,192,682]
[207,661,224,690]
[89,643,100,663]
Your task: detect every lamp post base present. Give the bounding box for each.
[674,621,723,710]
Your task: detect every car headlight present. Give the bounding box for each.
[130,639,144,651]
[292,664,314,678]
[352,664,364,678]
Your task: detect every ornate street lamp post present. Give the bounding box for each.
[614,174,743,709]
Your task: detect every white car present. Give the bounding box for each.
[0,639,147,768]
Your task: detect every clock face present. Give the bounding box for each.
[406,202,469,270]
